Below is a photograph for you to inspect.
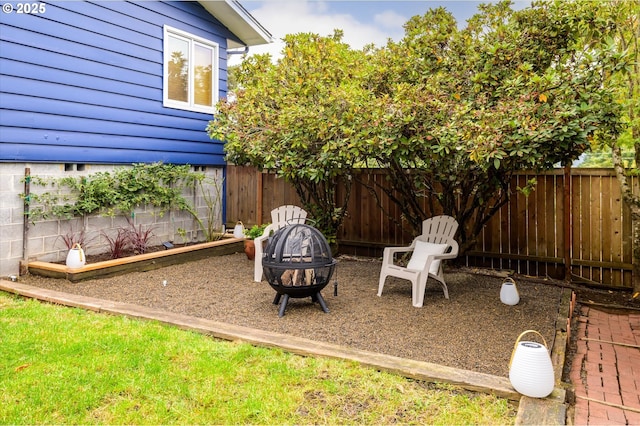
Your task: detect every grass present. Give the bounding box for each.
[0,293,516,424]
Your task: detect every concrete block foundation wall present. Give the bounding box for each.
[0,163,225,278]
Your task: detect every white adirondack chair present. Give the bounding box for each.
[254,205,308,282]
[378,215,459,307]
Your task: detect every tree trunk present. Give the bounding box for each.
[633,219,640,297]
[611,143,640,295]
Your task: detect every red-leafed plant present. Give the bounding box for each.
[126,219,155,255]
[57,225,95,251]
[102,228,130,259]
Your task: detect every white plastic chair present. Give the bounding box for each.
[254,205,308,282]
[378,215,459,307]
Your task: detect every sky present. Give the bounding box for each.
[233,0,531,65]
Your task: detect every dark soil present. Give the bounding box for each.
[57,242,195,264]
[568,284,640,312]
[18,250,583,378]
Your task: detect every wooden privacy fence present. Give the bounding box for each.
[225,166,637,289]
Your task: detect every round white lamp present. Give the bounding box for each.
[233,221,245,238]
[65,243,86,269]
[509,330,555,398]
[500,277,520,305]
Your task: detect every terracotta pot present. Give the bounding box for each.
[244,239,255,260]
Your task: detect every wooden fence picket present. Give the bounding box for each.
[226,166,636,289]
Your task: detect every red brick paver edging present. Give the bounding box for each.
[570,307,640,425]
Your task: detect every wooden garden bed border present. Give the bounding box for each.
[26,238,245,282]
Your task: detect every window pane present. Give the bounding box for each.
[167,35,189,103]
[194,44,213,107]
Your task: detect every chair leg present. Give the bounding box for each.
[377,274,387,296]
[434,269,449,299]
[254,241,263,282]
[412,277,426,308]
[254,262,263,282]
[415,279,449,305]
[441,281,449,299]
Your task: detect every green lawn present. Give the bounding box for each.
[0,293,515,424]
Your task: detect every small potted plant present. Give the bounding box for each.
[243,224,268,260]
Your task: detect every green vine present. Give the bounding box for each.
[21,163,222,240]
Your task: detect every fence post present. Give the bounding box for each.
[22,167,31,273]
[257,170,263,224]
[563,164,572,281]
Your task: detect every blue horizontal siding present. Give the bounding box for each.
[45,2,161,50]
[1,59,160,101]
[1,143,220,164]
[2,11,159,66]
[0,43,158,89]
[1,110,208,142]
[2,92,207,131]
[1,127,224,155]
[0,0,232,165]
[1,74,227,124]
[8,7,162,63]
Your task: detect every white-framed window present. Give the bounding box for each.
[163,25,219,113]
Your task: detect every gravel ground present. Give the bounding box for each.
[19,252,565,378]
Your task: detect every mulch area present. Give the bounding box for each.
[17,251,569,378]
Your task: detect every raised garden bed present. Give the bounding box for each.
[27,238,244,282]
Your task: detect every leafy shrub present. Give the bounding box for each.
[102,228,130,259]
[126,219,155,255]
[244,224,268,240]
[23,163,200,220]
[57,225,94,251]
[22,163,224,244]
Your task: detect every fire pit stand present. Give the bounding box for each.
[262,224,337,317]
[272,287,330,318]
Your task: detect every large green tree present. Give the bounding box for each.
[208,31,371,244]
[556,0,639,294]
[360,1,622,253]
[210,1,626,265]
[609,0,640,295]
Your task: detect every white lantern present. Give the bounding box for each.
[233,221,245,239]
[65,243,86,269]
[509,330,555,398]
[500,277,520,305]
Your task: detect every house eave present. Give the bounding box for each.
[198,0,272,48]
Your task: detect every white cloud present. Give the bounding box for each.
[229,1,406,65]
[374,10,407,30]
[228,1,535,66]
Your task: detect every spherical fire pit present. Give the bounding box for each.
[262,224,337,317]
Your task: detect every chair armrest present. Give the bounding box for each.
[416,242,459,273]
[432,252,458,261]
[254,225,276,265]
[436,240,459,260]
[382,245,414,265]
[254,224,276,245]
